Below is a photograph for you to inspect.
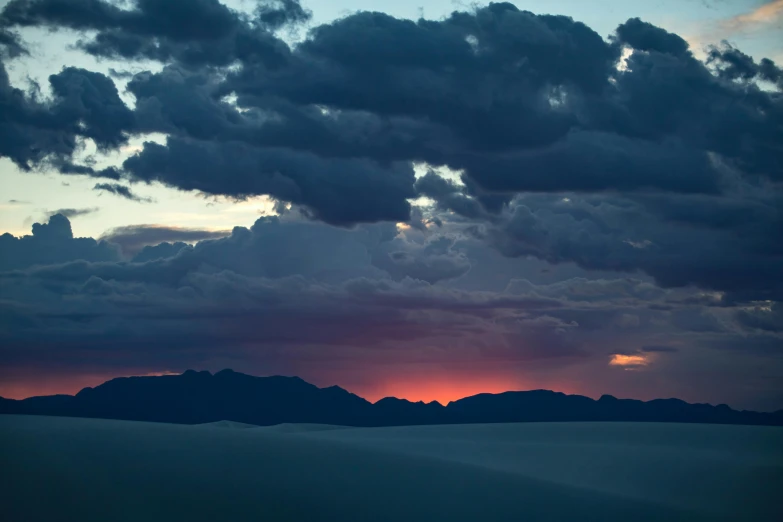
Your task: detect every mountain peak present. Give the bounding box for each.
[1,371,780,427]
[183,369,211,377]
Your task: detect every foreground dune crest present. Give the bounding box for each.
[2,415,780,522]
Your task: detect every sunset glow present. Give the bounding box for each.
[0,371,180,400]
[364,378,524,405]
[609,354,650,367]
[0,0,781,417]
[1,372,532,405]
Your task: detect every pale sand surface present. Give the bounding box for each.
[1,415,781,521]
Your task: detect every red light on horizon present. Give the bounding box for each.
[359,377,528,405]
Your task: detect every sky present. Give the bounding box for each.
[0,0,781,410]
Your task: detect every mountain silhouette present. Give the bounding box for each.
[1,369,781,427]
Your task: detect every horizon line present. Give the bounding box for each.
[5,368,773,413]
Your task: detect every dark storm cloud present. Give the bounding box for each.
[93,183,152,202]
[1,0,129,30]
[372,235,472,284]
[45,207,99,219]
[0,226,574,372]
[125,65,457,165]
[220,7,608,164]
[453,131,720,194]
[505,277,667,303]
[0,214,780,409]
[735,303,783,333]
[0,1,780,304]
[707,43,760,81]
[502,276,732,337]
[479,189,783,302]
[100,225,231,256]
[130,241,189,263]
[3,3,781,229]
[121,137,416,226]
[0,27,26,57]
[0,271,565,376]
[0,213,119,271]
[0,0,297,68]
[218,4,780,188]
[604,48,782,181]
[107,68,135,79]
[62,3,779,243]
[56,162,122,180]
[0,59,75,169]
[2,3,781,179]
[95,216,470,284]
[614,17,690,57]
[0,59,134,171]
[707,41,783,88]
[414,170,487,220]
[0,224,776,390]
[255,0,312,30]
[48,66,134,149]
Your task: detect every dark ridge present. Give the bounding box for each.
[1,370,781,427]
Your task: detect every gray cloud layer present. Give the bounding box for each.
[0,1,781,409]
[0,213,780,409]
[0,1,780,300]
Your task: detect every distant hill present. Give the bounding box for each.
[1,369,781,427]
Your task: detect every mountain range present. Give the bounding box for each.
[2,369,781,426]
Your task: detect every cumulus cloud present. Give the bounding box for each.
[121,137,416,225]
[0,59,134,171]
[0,213,779,409]
[735,302,783,332]
[468,188,783,302]
[0,214,119,271]
[614,17,691,57]
[0,251,575,378]
[0,0,299,67]
[1,2,781,230]
[100,225,231,257]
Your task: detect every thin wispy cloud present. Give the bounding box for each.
[721,0,783,33]
[681,0,783,60]
[93,183,153,203]
[45,208,99,219]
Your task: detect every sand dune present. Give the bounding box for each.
[257,422,355,433]
[1,415,780,521]
[198,420,260,429]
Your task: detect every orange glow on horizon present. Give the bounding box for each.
[0,371,180,400]
[357,374,574,405]
[2,369,577,405]
[609,354,650,367]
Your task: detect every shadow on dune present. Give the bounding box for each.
[3,415,780,521]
